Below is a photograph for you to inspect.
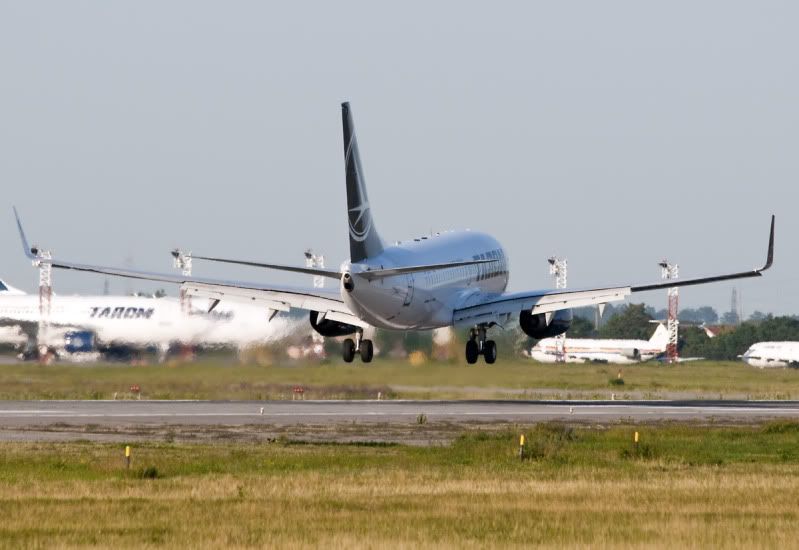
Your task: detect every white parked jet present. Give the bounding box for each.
[13,103,775,364]
[740,342,799,368]
[529,323,669,364]
[0,279,298,358]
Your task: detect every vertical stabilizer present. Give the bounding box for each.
[649,322,670,350]
[342,102,384,263]
[0,279,26,295]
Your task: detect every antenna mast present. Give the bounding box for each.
[659,259,679,364]
[305,249,326,353]
[171,249,192,314]
[547,256,567,362]
[304,249,325,291]
[31,244,52,361]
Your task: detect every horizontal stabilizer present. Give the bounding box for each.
[190,254,343,280]
[356,259,498,281]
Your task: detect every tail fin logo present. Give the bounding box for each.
[346,134,372,243]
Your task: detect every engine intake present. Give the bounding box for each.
[519,309,572,339]
[309,311,357,337]
[620,348,640,359]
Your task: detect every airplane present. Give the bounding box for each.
[740,342,799,368]
[528,322,669,364]
[12,102,776,365]
[0,277,300,360]
[0,279,26,296]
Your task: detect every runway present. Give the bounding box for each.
[1,399,799,426]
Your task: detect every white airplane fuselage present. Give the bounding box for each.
[530,323,669,364]
[341,231,509,330]
[530,337,664,364]
[741,342,799,368]
[0,294,295,348]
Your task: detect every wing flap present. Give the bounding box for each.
[453,287,631,328]
[182,282,367,327]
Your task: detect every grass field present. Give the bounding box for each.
[1,423,798,548]
[0,358,797,400]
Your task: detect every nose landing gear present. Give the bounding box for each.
[342,329,374,363]
[465,325,497,365]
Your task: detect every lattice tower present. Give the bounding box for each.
[660,260,679,363]
[172,249,192,314]
[548,256,568,362]
[33,247,52,360]
[305,249,325,344]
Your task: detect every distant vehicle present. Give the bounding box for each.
[13,103,775,365]
[740,342,799,368]
[0,278,299,361]
[528,323,669,364]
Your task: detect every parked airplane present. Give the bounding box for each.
[0,279,299,360]
[740,342,799,368]
[13,102,775,364]
[528,322,669,364]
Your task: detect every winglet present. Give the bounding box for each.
[758,215,775,273]
[12,207,38,261]
[629,214,775,294]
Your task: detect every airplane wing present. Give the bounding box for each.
[13,209,366,328]
[453,286,632,328]
[454,215,774,328]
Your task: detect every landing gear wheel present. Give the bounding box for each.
[342,338,356,363]
[483,340,497,364]
[360,339,374,363]
[465,340,479,364]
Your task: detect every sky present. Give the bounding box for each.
[1,1,796,317]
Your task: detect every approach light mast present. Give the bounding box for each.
[172,248,192,314]
[659,259,679,363]
[31,244,52,361]
[548,256,568,362]
[305,249,326,348]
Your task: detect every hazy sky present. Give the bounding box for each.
[1,1,796,317]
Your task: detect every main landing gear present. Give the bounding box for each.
[465,325,497,365]
[343,329,373,363]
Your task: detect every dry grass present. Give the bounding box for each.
[0,359,797,401]
[0,423,798,548]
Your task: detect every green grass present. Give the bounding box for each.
[1,423,799,548]
[0,358,797,400]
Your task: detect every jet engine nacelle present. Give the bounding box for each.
[519,308,573,339]
[309,310,358,337]
[620,348,640,359]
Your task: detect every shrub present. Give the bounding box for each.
[134,465,162,479]
[620,443,657,460]
[762,420,799,435]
